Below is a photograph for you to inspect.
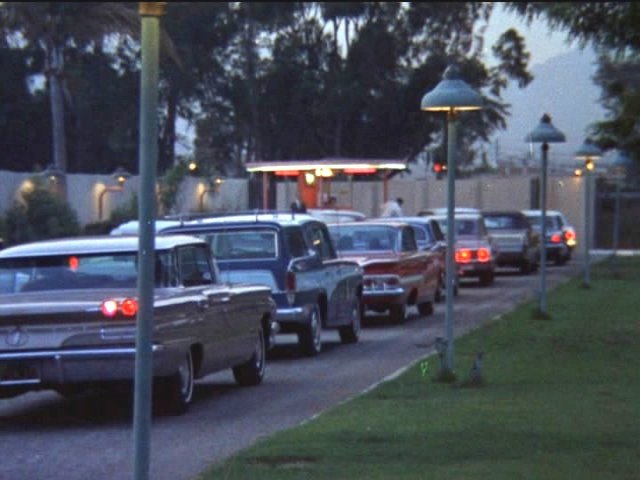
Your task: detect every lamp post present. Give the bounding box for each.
[134,3,165,480]
[421,65,483,378]
[40,163,66,198]
[575,139,602,288]
[98,167,132,220]
[525,114,565,317]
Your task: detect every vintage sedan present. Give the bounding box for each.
[522,209,575,265]
[483,210,540,274]
[328,221,439,323]
[431,213,496,286]
[0,235,276,414]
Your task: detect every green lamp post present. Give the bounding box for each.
[421,65,483,377]
[574,139,602,288]
[526,114,565,317]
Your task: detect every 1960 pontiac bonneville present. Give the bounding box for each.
[328,221,440,324]
[0,235,276,414]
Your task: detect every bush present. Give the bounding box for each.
[4,178,81,247]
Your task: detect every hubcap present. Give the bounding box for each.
[179,352,194,402]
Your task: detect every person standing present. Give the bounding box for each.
[381,197,403,217]
[291,197,307,213]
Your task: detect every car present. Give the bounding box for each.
[521,209,575,265]
[418,207,480,217]
[431,212,496,286]
[306,208,367,224]
[328,220,440,323]
[0,235,276,414]
[482,210,540,274]
[160,212,363,356]
[373,215,450,301]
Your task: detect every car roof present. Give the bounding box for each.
[419,207,479,215]
[178,212,317,227]
[483,211,526,217]
[374,216,435,225]
[0,235,205,258]
[327,220,407,228]
[521,209,563,216]
[110,219,182,235]
[430,212,483,220]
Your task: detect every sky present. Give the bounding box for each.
[482,5,607,167]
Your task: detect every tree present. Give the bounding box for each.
[0,3,139,179]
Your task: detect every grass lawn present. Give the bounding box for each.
[197,257,640,480]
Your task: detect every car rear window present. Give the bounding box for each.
[329,225,397,251]
[484,214,528,230]
[0,252,176,293]
[202,229,278,260]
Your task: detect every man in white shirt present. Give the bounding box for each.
[381,197,403,217]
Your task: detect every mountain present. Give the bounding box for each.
[494,48,606,165]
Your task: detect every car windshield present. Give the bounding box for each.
[435,218,480,237]
[329,225,397,251]
[200,229,278,260]
[525,215,559,230]
[0,252,175,293]
[484,215,528,230]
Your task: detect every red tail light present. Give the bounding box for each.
[477,248,491,262]
[121,298,139,317]
[564,230,576,241]
[100,298,138,318]
[455,249,472,263]
[550,233,562,243]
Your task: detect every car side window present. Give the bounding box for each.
[401,227,417,251]
[178,245,214,286]
[284,227,308,258]
[304,223,336,260]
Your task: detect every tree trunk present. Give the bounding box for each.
[46,43,68,198]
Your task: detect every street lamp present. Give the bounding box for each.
[574,139,602,288]
[525,114,566,317]
[198,176,225,211]
[421,65,483,378]
[97,167,132,220]
[40,163,66,197]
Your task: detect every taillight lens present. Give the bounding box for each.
[477,248,491,262]
[285,271,296,304]
[101,300,119,317]
[564,229,577,247]
[100,298,138,318]
[455,249,472,263]
[550,233,562,243]
[121,298,139,317]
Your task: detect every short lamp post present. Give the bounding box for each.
[421,65,483,378]
[198,176,225,211]
[526,114,566,317]
[40,163,66,198]
[574,139,602,288]
[98,167,132,220]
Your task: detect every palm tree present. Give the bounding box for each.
[0,3,138,193]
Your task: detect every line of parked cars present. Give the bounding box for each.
[0,205,574,414]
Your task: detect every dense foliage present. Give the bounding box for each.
[1,2,536,177]
[4,178,81,246]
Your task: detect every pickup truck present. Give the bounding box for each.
[161,213,363,356]
[483,210,540,274]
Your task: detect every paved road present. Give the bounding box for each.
[0,263,579,480]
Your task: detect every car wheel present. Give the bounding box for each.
[233,326,266,386]
[417,300,433,316]
[158,349,194,415]
[519,260,532,275]
[389,304,406,324]
[299,304,322,356]
[339,300,361,344]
